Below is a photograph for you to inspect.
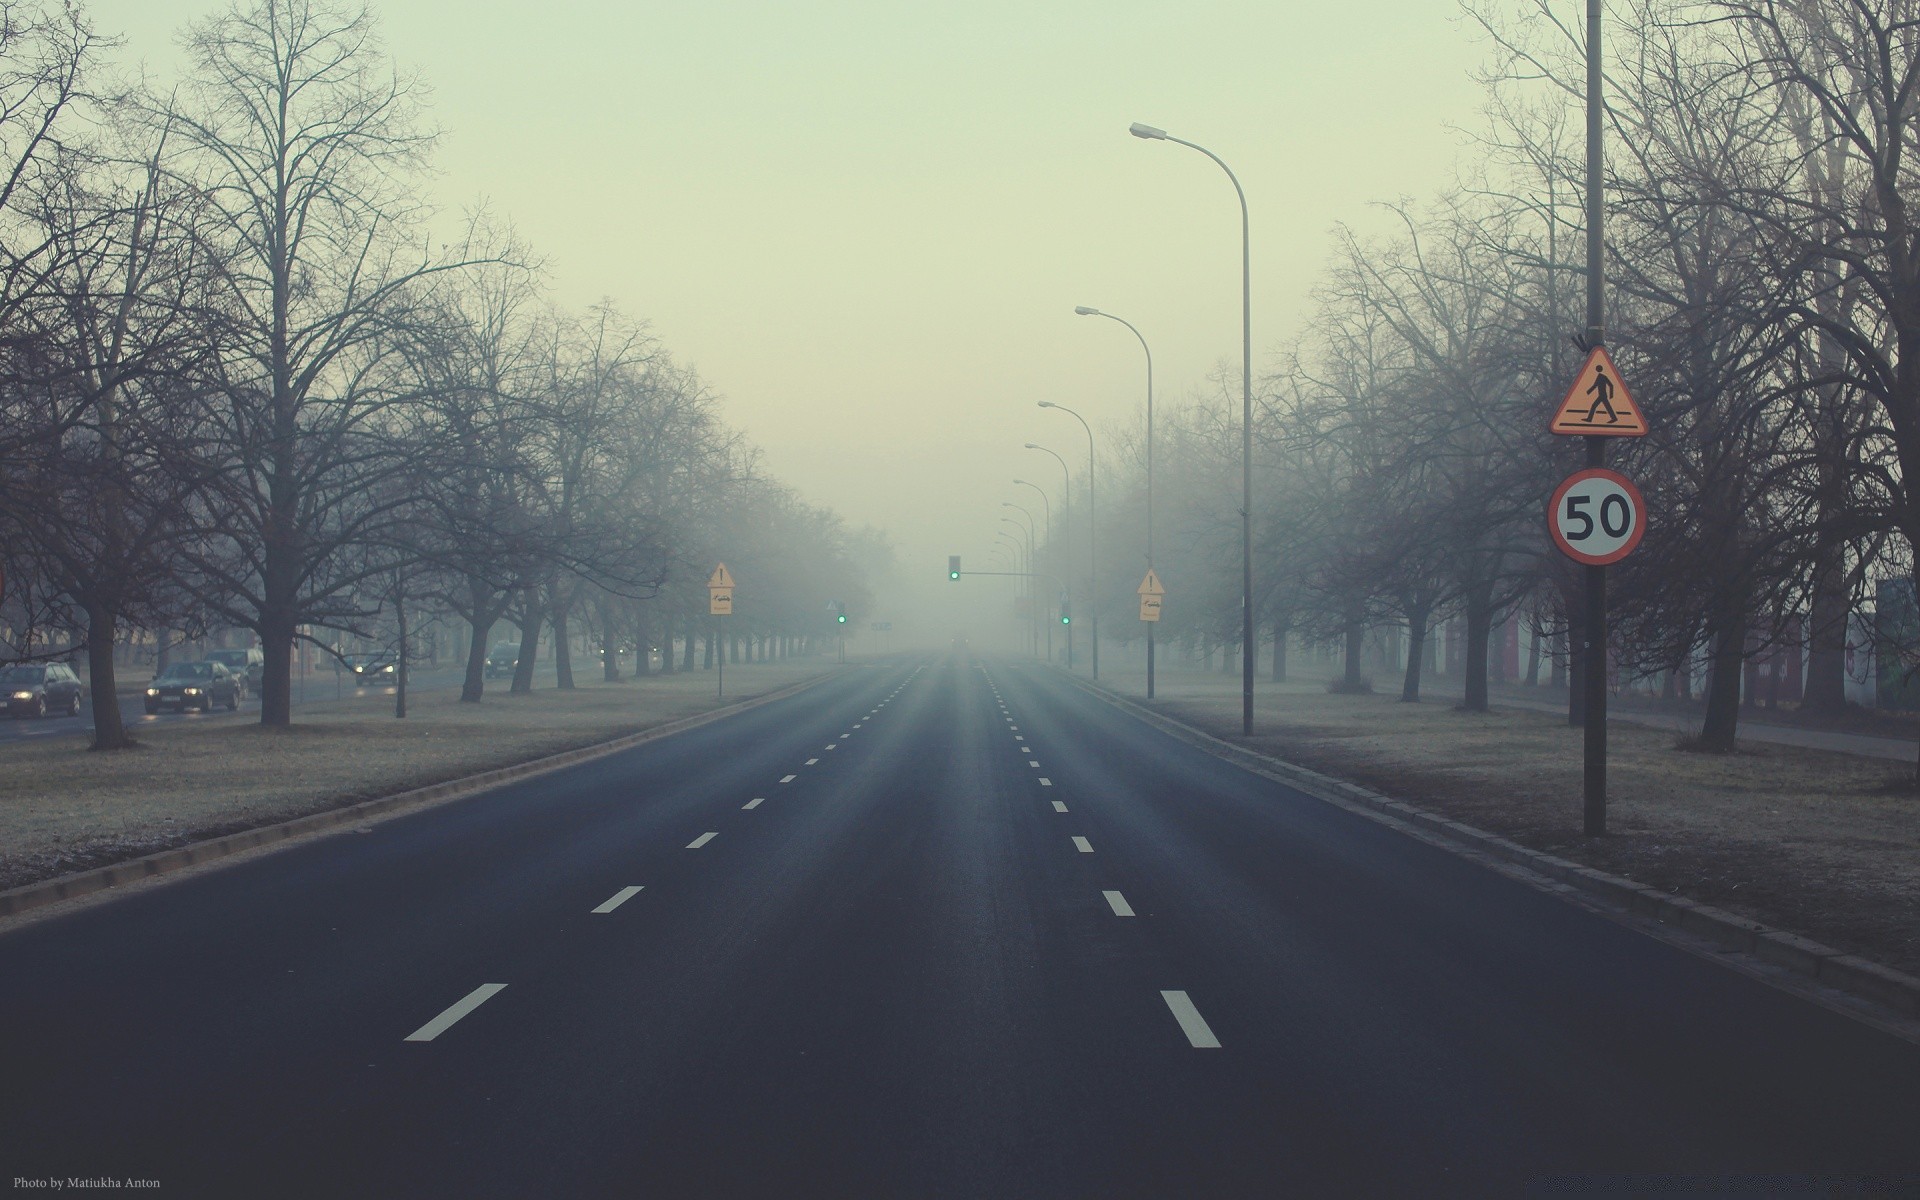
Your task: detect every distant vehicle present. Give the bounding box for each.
[484,643,520,680]
[352,653,398,685]
[0,663,85,718]
[204,647,264,695]
[952,635,970,655]
[146,661,240,713]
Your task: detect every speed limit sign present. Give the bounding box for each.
[1549,468,1646,565]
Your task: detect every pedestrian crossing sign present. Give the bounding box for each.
[1549,346,1646,437]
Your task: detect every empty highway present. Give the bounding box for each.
[2,655,1916,1197]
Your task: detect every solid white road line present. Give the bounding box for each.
[1072,836,1093,853]
[592,886,645,914]
[1052,800,1068,812]
[780,774,797,783]
[743,798,764,809]
[1161,990,1222,1048]
[1104,891,1135,917]
[687,832,718,849]
[1039,778,1052,786]
[405,983,507,1043]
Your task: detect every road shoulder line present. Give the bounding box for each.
[1057,669,1920,1039]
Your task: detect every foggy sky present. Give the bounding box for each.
[87,0,1491,647]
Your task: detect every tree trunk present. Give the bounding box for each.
[258,603,296,728]
[1802,547,1849,714]
[630,608,650,678]
[87,603,133,750]
[1343,619,1364,689]
[1401,606,1429,703]
[394,586,408,719]
[511,589,542,694]
[1461,582,1492,712]
[551,587,575,691]
[1699,620,1745,751]
[1524,613,1542,686]
[1271,615,1288,682]
[461,616,492,702]
[601,595,625,680]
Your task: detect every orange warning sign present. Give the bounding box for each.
[1549,346,1646,437]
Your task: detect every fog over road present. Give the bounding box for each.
[3,655,1916,1197]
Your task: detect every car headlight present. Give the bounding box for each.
[146,688,158,696]
[184,688,200,695]
[11,691,33,700]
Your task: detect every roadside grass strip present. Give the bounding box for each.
[405,983,507,1042]
[1160,990,1221,1048]
[592,886,645,914]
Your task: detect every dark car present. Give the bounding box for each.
[145,661,240,713]
[352,652,398,686]
[1,663,86,718]
[483,643,519,680]
[204,647,264,696]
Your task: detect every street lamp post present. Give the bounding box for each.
[1012,482,1054,661]
[1131,120,1254,735]
[1006,499,1036,660]
[1075,306,1154,697]
[992,534,1023,656]
[1040,401,1098,681]
[1004,500,1049,662]
[1025,443,1073,668]
[1001,513,1037,658]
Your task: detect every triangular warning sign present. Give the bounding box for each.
[1549,347,1647,437]
[707,562,735,589]
[1137,569,1165,596]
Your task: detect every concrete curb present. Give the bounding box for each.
[1061,671,1920,1020]
[0,669,848,920]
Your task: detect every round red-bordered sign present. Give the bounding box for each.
[1548,468,1646,566]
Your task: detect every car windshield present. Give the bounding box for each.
[0,666,45,685]
[159,663,213,680]
[207,651,247,666]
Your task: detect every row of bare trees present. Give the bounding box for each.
[1048,0,1915,751]
[0,0,883,749]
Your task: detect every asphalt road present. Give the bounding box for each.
[2,655,1917,1197]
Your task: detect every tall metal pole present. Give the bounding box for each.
[1013,482,1053,660]
[1583,0,1608,836]
[1077,309,1154,697]
[1041,402,1098,680]
[1027,443,1072,668]
[1129,122,1251,732]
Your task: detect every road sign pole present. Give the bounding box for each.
[1583,0,1607,837]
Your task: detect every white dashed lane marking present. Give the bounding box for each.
[1028,760,1041,768]
[780,774,797,783]
[1104,891,1135,917]
[1052,800,1068,812]
[1072,836,1093,853]
[687,832,718,849]
[1161,991,1222,1048]
[1038,778,1052,786]
[405,984,507,1043]
[806,758,819,765]
[743,798,764,810]
[592,886,645,914]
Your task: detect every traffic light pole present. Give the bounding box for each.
[1583,0,1607,837]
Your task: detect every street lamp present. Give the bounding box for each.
[1040,400,1098,681]
[1075,305,1155,697]
[1000,513,1036,658]
[1131,119,1254,735]
[1013,481,1055,662]
[1003,501,1050,661]
[1025,442,1073,668]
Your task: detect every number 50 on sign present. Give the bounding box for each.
[1549,467,1646,566]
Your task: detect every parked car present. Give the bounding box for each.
[203,647,264,695]
[0,663,86,718]
[145,661,240,713]
[483,643,520,680]
[352,652,398,686]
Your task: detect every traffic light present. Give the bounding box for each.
[1060,600,1072,625]
[836,603,848,625]
[948,555,961,581]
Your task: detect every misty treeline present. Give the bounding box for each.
[1057,1,1917,750]
[0,0,887,748]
